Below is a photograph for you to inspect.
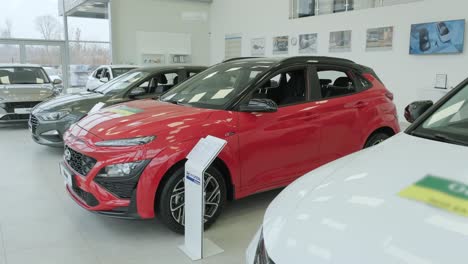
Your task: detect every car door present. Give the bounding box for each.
[312,66,368,163]
[237,65,322,191]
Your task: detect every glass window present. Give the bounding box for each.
[317,69,356,98]
[0,44,20,63]
[290,0,423,18]
[160,61,276,109]
[95,71,151,96]
[0,67,49,85]
[252,69,307,106]
[112,68,136,78]
[334,0,354,13]
[412,83,468,145]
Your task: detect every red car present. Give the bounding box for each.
[61,57,400,233]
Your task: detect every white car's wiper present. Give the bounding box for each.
[411,131,468,146]
[433,133,468,146]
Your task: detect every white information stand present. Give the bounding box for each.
[179,136,227,261]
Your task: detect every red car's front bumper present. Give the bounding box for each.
[62,161,141,219]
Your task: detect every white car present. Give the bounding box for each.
[85,65,138,91]
[247,78,468,263]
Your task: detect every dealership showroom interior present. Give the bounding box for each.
[1,0,468,263]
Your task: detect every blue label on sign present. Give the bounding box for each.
[186,172,201,185]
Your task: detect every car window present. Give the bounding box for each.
[112,68,135,78]
[251,68,307,107]
[317,69,356,98]
[136,72,181,95]
[95,71,151,96]
[94,68,104,79]
[0,67,49,85]
[416,83,468,144]
[188,71,199,78]
[102,68,111,80]
[160,61,276,109]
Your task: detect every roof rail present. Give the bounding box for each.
[222,57,261,63]
[280,56,355,64]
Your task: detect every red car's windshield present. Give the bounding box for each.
[160,61,276,109]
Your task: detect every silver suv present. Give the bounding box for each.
[0,64,61,123]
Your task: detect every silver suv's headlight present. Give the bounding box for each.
[254,231,275,264]
[97,160,148,178]
[37,111,70,121]
[95,136,155,147]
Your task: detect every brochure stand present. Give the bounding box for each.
[179,136,227,261]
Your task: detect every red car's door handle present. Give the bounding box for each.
[347,101,369,108]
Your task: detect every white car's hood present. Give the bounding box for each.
[263,133,468,264]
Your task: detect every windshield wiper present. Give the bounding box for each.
[411,131,468,146]
[433,133,468,146]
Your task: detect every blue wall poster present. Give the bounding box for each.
[409,19,465,55]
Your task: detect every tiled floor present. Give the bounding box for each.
[0,124,280,264]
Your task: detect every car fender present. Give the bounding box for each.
[362,113,399,146]
[135,137,239,219]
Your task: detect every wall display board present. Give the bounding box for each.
[141,54,165,65]
[299,33,318,54]
[251,38,266,56]
[225,34,242,59]
[329,30,352,52]
[366,26,394,51]
[136,31,191,65]
[273,36,289,55]
[409,19,465,55]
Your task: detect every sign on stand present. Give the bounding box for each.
[179,136,227,261]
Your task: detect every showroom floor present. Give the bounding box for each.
[0,124,281,264]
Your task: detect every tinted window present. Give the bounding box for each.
[112,68,135,78]
[95,71,151,96]
[0,67,49,84]
[252,68,307,106]
[317,69,356,98]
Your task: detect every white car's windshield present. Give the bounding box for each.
[95,71,150,96]
[0,67,50,85]
[160,61,276,109]
[413,83,468,145]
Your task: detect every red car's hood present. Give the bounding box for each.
[76,100,214,140]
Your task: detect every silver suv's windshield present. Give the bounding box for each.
[160,60,275,109]
[95,71,150,96]
[0,67,50,85]
[413,83,468,146]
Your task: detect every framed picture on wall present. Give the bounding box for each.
[299,33,318,54]
[273,36,289,55]
[225,34,243,59]
[329,30,352,52]
[409,19,465,55]
[251,38,266,56]
[366,26,394,51]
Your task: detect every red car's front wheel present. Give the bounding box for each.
[157,165,227,234]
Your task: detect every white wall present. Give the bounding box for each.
[110,0,211,66]
[209,0,468,118]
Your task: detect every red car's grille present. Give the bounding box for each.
[64,146,97,176]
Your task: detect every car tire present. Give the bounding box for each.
[364,132,390,148]
[157,165,227,234]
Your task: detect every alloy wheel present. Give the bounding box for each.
[169,172,221,226]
